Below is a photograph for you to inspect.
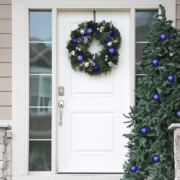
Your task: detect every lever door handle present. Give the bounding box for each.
[58,100,65,126]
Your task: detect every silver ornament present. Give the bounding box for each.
[97,28,100,30]
[105,55,108,58]
[78,48,81,51]
[76,47,79,49]
[99,29,103,33]
[80,29,85,35]
[105,58,108,62]
[100,26,104,30]
[71,50,75,56]
[107,42,112,47]
[170,52,173,56]
[84,62,89,68]
[108,61,114,67]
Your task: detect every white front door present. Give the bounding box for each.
[58,10,130,173]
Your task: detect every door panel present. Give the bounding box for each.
[58,10,130,173]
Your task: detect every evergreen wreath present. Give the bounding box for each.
[66,21,121,76]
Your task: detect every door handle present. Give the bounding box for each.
[58,100,65,126]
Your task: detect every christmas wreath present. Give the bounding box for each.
[66,21,121,76]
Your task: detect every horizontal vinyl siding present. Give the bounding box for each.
[0,107,11,120]
[0,5,11,19]
[0,49,11,62]
[0,78,12,91]
[0,1,12,120]
[0,0,11,4]
[0,20,12,33]
[0,92,11,106]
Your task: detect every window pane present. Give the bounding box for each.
[136,10,158,41]
[29,76,52,106]
[29,11,52,41]
[29,141,51,171]
[29,108,51,139]
[30,43,52,74]
[136,43,148,74]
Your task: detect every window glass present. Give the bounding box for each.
[29,11,52,41]
[29,10,52,171]
[136,10,158,41]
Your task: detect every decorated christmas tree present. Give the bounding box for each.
[121,5,180,180]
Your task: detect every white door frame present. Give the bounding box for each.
[12,0,176,178]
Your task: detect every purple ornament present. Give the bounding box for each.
[75,49,78,53]
[72,38,77,44]
[93,66,99,71]
[153,155,160,163]
[90,58,94,62]
[76,55,84,62]
[152,59,159,66]
[153,94,160,101]
[109,47,116,55]
[141,127,149,134]
[177,110,180,118]
[108,29,115,36]
[167,75,175,82]
[81,35,85,40]
[105,38,109,43]
[130,165,138,172]
[160,33,168,41]
[108,57,111,60]
[86,28,94,35]
[97,30,100,34]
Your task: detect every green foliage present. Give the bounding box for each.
[121,5,180,180]
[66,21,121,76]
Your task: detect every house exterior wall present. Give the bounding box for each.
[0,0,12,121]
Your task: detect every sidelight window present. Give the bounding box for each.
[135,10,158,90]
[29,11,52,171]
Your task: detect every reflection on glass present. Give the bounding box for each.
[30,76,52,106]
[29,141,51,171]
[29,108,51,139]
[136,10,158,41]
[30,43,52,74]
[136,43,148,74]
[29,11,52,41]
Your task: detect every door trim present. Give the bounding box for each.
[11,0,176,177]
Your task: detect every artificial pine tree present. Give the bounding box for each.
[121,5,180,180]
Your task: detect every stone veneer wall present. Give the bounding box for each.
[169,123,180,180]
[0,124,12,180]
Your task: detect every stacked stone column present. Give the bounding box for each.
[169,123,180,180]
[0,124,12,180]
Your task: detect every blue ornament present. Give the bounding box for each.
[75,49,78,53]
[153,94,160,101]
[72,38,77,44]
[86,28,94,35]
[90,58,94,62]
[152,59,159,66]
[108,57,111,60]
[97,30,100,34]
[81,35,85,40]
[130,165,138,172]
[77,55,84,62]
[141,127,149,134]
[153,155,160,163]
[109,29,115,36]
[177,110,180,118]
[109,47,116,55]
[105,38,109,43]
[93,66,99,71]
[160,33,168,41]
[167,75,175,82]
